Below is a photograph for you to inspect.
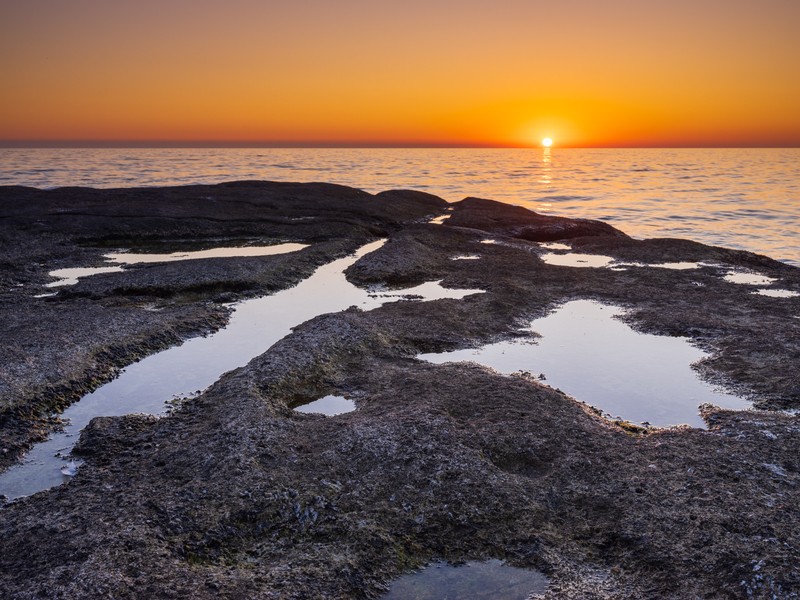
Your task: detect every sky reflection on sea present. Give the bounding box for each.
[1,147,798,265]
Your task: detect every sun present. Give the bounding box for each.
[541,137,553,147]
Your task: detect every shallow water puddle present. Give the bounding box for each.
[45,243,309,287]
[105,242,308,264]
[418,300,749,429]
[1,240,484,500]
[372,280,483,301]
[724,271,778,286]
[647,261,706,270]
[626,261,719,270]
[755,289,799,298]
[452,255,480,260]
[427,207,454,225]
[540,252,616,268]
[294,395,355,416]
[383,559,548,600]
[722,270,797,296]
[46,266,125,287]
[538,248,725,272]
[540,252,719,271]
[539,242,571,250]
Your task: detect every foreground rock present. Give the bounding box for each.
[0,183,445,468]
[1,182,798,599]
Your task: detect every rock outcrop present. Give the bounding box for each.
[1,182,798,599]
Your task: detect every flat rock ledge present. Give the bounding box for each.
[0,182,798,599]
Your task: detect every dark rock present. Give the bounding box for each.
[73,414,158,462]
[0,181,798,599]
[445,196,629,241]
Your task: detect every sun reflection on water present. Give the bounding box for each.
[1,148,798,265]
[537,146,553,190]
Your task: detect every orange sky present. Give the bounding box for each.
[1,0,799,147]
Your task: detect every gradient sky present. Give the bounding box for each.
[1,0,799,147]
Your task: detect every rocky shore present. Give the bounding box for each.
[1,181,798,598]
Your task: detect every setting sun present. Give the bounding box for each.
[542,138,553,147]
[0,0,798,147]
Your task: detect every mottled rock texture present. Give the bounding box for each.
[1,182,798,599]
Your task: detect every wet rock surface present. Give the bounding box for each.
[445,196,629,242]
[1,182,799,598]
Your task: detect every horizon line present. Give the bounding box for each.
[1,140,799,150]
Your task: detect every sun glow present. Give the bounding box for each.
[541,137,553,147]
[1,2,799,147]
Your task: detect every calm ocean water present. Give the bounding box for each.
[1,148,798,265]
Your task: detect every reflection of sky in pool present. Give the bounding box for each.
[294,395,355,416]
[724,271,778,286]
[539,251,718,272]
[105,242,308,264]
[419,300,749,429]
[755,289,799,298]
[45,243,309,287]
[539,252,615,268]
[46,266,125,287]
[539,242,571,250]
[2,240,484,500]
[383,559,548,600]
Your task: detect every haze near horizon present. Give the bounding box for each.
[1,0,798,148]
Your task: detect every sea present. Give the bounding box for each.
[1,147,798,265]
